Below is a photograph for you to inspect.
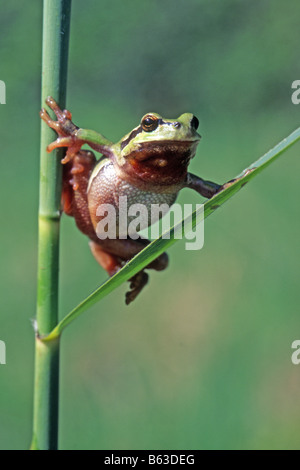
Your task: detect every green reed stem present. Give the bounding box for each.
[31,0,71,450]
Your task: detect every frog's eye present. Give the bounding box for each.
[141,114,159,132]
[190,115,199,130]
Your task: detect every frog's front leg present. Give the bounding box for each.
[185,172,241,198]
[185,172,222,198]
[40,96,113,163]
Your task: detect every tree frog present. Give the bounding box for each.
[40,97,223,304]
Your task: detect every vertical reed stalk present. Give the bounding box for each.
[31,0,71,450]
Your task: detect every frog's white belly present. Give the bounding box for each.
[88,160,178,237]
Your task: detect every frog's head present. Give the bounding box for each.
[114,113,201,188]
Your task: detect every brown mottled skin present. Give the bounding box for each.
[40,97,223,304]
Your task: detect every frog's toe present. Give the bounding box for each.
[46,135,85,163]
[42,97,78,138]
[126,271,149,305]
[220,179,237,191]
[46,96,59,109]
[46,136,73,153]
[40,108,62,133]
[45,96,72,122]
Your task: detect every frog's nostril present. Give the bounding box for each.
[173,121,181,129]
[190,115,199,130]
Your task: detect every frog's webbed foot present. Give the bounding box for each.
[124,251,167,303]
[219,180,236,191]
[126,271,149,305]
[218,169,255,192]
[40,96,84,163]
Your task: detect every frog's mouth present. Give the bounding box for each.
[129,140,199,164]
[120,140,200,188]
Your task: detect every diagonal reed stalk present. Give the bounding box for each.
[42,126,300,342]
[31,0,71,451]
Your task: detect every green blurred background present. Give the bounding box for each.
[0,0,300,450]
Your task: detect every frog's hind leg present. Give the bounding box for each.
[90,240,149,305]
[89,241,124,277]
[89,238,168,304]
[89,241,149,304]
[96,237,169,271]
